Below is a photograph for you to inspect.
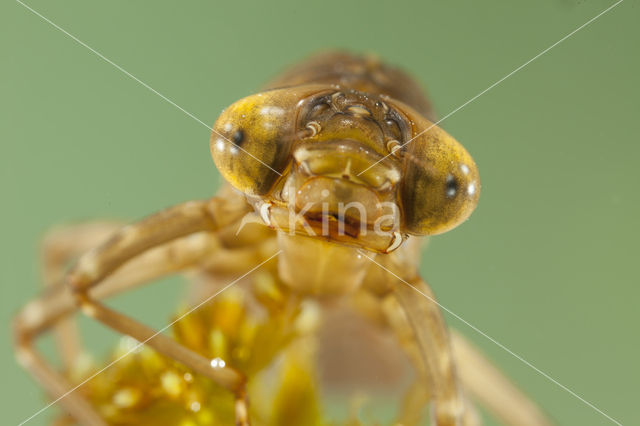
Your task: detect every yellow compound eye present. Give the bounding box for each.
[210,85,330,196]
[210,95,294,196]
[396,110,480,235]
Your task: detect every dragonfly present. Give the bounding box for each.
[13,51,552,426]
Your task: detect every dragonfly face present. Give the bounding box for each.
[211,84,480,252]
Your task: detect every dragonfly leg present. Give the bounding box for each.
[14,198,254,426]
[14,222,125,426]
[450,331,553,426]
[40,222,124,369]
[391,275,468,426]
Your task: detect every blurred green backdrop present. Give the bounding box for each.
[2,0,638,424]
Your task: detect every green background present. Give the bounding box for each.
[2,0,638,424]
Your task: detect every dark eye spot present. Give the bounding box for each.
[445,175,458,198]
[232,129,245,146]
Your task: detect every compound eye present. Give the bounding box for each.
[400,128,480,235]
[210,95,296,196]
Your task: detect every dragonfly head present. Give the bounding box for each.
[211,85,479,252]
